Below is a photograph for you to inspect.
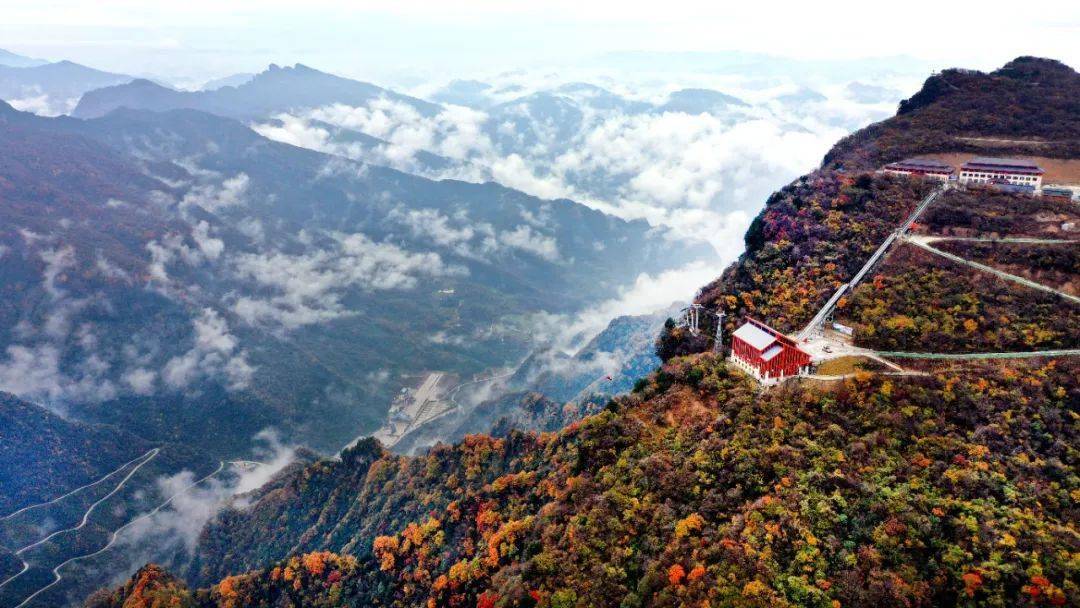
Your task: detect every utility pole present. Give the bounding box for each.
[689,303,703,335]
[713,310,726,353]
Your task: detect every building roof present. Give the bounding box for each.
[760,344,784,362]
[961,157,1045,174]
[732,321,777,351]
[884,158,954,172]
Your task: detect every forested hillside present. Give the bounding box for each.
[824,56,1080,171]
[98,357,1077,607]
[0,393,148,514]
[659,56,1080,359]
[88,56,1080,608]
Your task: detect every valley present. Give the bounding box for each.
[72,55,1078,608]
[0,30,1076,608]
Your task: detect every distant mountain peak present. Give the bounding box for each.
[994,55,1078,80]
[0,47,48,68]
[898,55,1079,116]
[128,77,168,87]
[73,61,442,120]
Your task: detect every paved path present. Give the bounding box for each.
[919,236,1078,245]
[805,370,930,381]
[905,235,1080,304]
[874,349,1080,360]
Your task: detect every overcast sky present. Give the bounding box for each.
[1,0,1077,84]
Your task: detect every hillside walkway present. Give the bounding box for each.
[904,235,1080,304]
[874,349,1080,360]
[919,236,1077,245]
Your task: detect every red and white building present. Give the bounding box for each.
[882,158,954,181]
[959,157,1044,188]
[729,318,812,385]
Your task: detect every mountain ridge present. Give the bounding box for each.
[72,63,440,120]
[86,55,1079,608]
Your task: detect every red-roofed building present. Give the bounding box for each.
[729,318,812,384]
[882,158,954,181]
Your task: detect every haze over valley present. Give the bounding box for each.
[0,3,1077,606]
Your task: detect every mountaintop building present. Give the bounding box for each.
[882,158,955,181]
[729,318,812,385]
[959,157,1044,188]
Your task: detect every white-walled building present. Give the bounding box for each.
[959,157,1044,188]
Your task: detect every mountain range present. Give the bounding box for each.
[0,99,707,457]
[72,63,441,120]
[0,58,134,115]
[79,56,1079,608]
[0,49,47,68]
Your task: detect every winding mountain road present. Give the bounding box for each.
[0,449,159,522]
[11,460,228,608]
[0,449,160,595]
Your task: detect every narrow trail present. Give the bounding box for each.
[919,236,1078,245]
[905,236,1080,304]
[0,449,158,522]
[805,370,931,381]
[0,449,159,593]
[12,460,227,608]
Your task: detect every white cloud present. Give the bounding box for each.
[122,367,158,395]
[0,343,117,405]
[498,224,559,261]
[190,220,224,260]
[390,207,560,262]
[0,344,66,401]
[6,88,77,117]
[533,260,721,352]
[260,79,857,261]
[231,231,463,329]
[39,245,75,299]
[95,253,132,282]
[145,222,224,283]
[102,428,298,565]
[163,308,253,391]
[180,173,249,213]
